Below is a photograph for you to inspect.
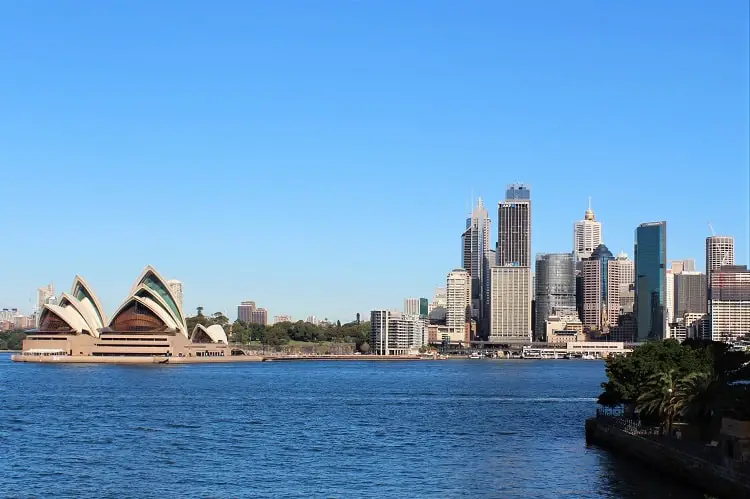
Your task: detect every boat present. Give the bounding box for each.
[469,352,481,359]
[581,353,596,360]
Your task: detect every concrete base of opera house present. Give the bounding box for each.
[11,354,264,364]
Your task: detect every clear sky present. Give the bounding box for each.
[2,1,748,321]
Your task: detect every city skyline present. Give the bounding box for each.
[2,2,748,321]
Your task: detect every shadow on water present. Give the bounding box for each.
[592,447,708,499]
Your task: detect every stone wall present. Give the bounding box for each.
[586,417,750,499]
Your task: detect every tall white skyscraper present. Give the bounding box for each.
[446,269,471,333]
[573,199,603,263]
[461,198,492,325]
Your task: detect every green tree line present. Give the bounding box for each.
[599,339,750,439]
[185,311,370,349]
[0,330,27,350]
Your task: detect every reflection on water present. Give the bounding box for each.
[0,355,703,498]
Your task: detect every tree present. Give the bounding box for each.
[211,312,229,326]
[637,369,680,431]
[598,339,711,407]
[672,370,717,439]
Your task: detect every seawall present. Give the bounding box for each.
[11,354,264,364]
[585,417,750,499]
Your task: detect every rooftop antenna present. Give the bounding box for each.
[708,222,716,236]
[588,196,592,211]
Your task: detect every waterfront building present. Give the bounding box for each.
[446,269,471,337]
[370,310,425,355]
[544,313,585,344]
[167,280,184,310]
[21,266,228,358]
[489,266,532,343]
[573,199,603,263]
[273,314,292,324]
[534,253,576,340]
[461,198,492,325]
[709,265,750,344]
[635,221,667,341]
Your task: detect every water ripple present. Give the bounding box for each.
[0,354,704,498]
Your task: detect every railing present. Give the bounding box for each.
[594,412,750,477]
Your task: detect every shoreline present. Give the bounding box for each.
[586,417,750,499]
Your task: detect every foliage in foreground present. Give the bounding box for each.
[599,339,750,437]
[0,330,27,350]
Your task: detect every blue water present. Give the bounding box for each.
[0,355,702,498]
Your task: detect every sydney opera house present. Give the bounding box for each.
[15,266,232,363]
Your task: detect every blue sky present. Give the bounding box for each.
[1,1,748,321]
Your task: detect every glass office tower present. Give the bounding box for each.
[634,222,667,341]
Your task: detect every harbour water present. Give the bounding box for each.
[0,354,702,498]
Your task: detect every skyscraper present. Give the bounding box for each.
[573,199,603,263]
[635,221,667,341]
[674,272,707,318]
[419,298,429,318]
[497,184,531,267]
[490,184,532,343]
[708,265,750,343]
[461,198,492,325]
[489,267,531,342]
[446,269,471,335]
[582,244,614,332]
[237,301,256,323]
[706,236,735,281]
[404,298,421,316]
[534,253,576,340]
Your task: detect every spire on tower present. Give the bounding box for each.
[584,197,595,221]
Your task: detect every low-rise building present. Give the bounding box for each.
[544,313,585,344]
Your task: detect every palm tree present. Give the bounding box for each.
[636,369,680,432]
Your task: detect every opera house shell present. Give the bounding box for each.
[19,266,229,361]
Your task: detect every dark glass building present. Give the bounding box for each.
[534,253,576,340]
[634,222,667,341]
